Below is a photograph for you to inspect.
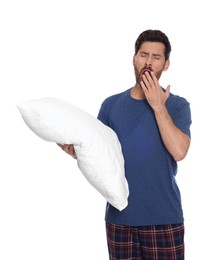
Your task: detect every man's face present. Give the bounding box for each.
[133,41,170,84]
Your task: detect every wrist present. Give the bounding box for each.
[153,104,168,115]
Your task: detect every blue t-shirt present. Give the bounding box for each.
[97,88,192,226]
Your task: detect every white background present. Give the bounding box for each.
[0,0,220,259]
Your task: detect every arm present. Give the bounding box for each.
[154,107,190,161]
[140,71,190,161]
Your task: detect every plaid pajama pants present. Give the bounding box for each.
[106,222,184,260]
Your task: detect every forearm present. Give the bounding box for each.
[154,106,190,161]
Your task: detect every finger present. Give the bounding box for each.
[165,85,171,98]
[63,144,71,153]
[57,143,64,149]
[149,71,159,87]
[68,145,77,159]
[70,146,77,159]
[141,74,151,89]
[69,145,75,154]
[144,71,155,88]
[140,80,149,94]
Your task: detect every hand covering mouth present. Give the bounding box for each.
[139,66,153,81]
[140,66,153,75]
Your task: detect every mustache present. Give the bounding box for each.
[140,66,153,75]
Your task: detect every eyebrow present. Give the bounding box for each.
[140,51,162,57]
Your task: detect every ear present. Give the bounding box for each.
[163,59,170,71]
[132,55,135,66]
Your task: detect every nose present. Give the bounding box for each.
[145,56,152,67]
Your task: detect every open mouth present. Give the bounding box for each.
[139,67,153,81]
[141,67,152,75]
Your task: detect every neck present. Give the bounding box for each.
[130,84,146,100]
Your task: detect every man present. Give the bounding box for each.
[58,29,192,260]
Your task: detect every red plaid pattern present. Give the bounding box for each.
[106,222,184,260]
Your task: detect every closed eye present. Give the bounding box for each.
[140,52,148,57]
[153,55,161,60]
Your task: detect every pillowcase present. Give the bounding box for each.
[17,97,129,211]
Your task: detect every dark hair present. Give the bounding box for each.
[135,30,171,60]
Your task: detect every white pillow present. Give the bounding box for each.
[17,97,129,211]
